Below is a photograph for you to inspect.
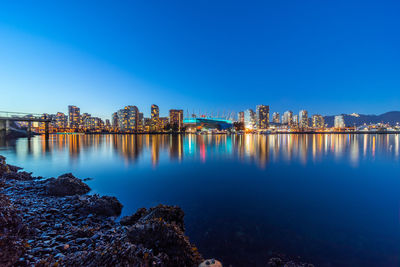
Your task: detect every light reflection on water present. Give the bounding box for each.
[1,133,400,267]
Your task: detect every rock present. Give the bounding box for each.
[45,173,90,196]
[127,219,202,266]
[120,207,147,226]
[199,259,223,267]
[139,204,185,231]
[79,195,123,217]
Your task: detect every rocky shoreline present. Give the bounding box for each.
[0,155,313,267]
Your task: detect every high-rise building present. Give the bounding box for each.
[334,115,345,128]
[150,104,160,131]
[312,115,324,129]
[112,112,119,130]
[299,110,308,128]
[238,111,244,124]
[169,109,183,131]
[244,109,256,130]
[272,112,280,123]
[293,115,299,126]
[256,105,269,129]
[282,111,293,125]
[117,105,139,132]
[68,105,81,129]
[55,112,68,129]
[151,104,159,119]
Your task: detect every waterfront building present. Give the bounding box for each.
[68,105,81,129]
[334,115,345,128]
[299,110,308,128]
[55,112,68,129]
[117,105,140,132]
[169,109,184,131]
[312,115,324,129]
[150,104,160,131]
[159,117,169,131]
[272,112,280,123]
[81,113,91,129]
[244,109,256,130]
[112,112,119,130]
[256,105,269,129]
[282,111,293,125]
[105,119,111,130]
[238,111,244,124]
[293,115,299,126]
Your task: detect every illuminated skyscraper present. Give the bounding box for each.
[256,105,269,129]
[55,112,68,129]
[150,104,160,131]
[293,115,299,126]
[68,105,81,129]
[334,115,345,128]
[169,109,184,131]
[244,109,256,129]
[238,111,244,124]
[112,112,119,129]
[282,111,293,125]
[272,112,280,123]
[151,104,159,119]
[117,105,139,132]
[299,110,309,128]
[312,115,324,129]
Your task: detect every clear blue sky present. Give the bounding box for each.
[0,0,399,119]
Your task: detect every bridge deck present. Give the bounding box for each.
[0,116,51,122]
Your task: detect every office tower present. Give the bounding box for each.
[81,113,91,129]
[159,117,169,130]
[272,112,280,123]
[244,109,256,130]
[238,111,244,124]
[105,119,111,129]
[112,112,119,130]
[299,110,308,128]
[293,115,299,126]
[68,105,81,129]
[138,112,144,131]
[55,112,68,129]
[256,105,269,129]
[312,115,324,129]
[117,105,139,132]
[334,115,345,128]
[150,104,160,131]
[169,109,184,131]
[282,111,293,125]
[151,104,159,119]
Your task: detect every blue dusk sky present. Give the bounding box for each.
[0,0,399,119]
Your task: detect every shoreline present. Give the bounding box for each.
[0,155,313,267]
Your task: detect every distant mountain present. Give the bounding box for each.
[324,111,400,127]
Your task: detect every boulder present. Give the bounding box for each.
[45,173,90,196]
[127,219,202,266]
[79,194,123,217]
[139,204,185,231]
[120,207,147,226]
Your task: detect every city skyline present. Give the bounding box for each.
[1,1,400,118]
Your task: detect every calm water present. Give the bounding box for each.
[1,134,400,266]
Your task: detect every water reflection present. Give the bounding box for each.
[1,134,399,167]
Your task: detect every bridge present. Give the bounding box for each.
[0,111,52,137]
